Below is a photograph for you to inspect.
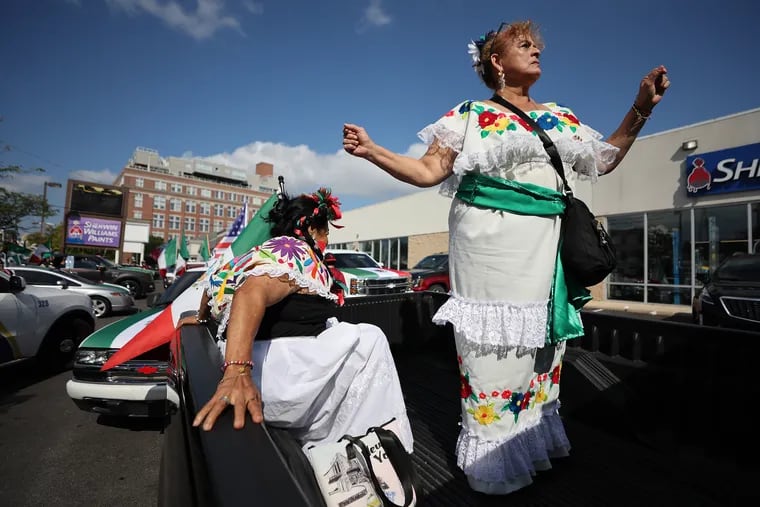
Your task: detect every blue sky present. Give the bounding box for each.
[2,0,759,228]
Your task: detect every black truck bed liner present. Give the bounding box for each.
[162,293,754,507]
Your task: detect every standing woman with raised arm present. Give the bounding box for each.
[343,20,668,495]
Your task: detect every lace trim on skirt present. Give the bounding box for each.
[432,293,548,350]
[455,401,570,483]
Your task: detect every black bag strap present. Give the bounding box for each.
[489,94,572,197]
[341,429,414,507]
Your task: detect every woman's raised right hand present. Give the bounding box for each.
[343,123,375,158]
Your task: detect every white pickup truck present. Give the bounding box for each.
[0,269,95,370]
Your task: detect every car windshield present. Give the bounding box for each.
[331,253,380,269]
[713,256,760,282]
[157,270,204,305]
[413,255,447,270]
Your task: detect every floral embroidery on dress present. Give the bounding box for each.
[206,236,334,326]
[445,100,474,119]
[444,101,582,140]
[459,354,562,425]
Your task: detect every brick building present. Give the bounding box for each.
[114,147,278,261]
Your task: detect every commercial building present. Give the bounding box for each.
[329,107,760,305]
[114,147,278,262]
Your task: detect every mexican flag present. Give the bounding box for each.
[101,192,279,371]
[199,235,211,262]
[175,232,190,277]
[28,243,51,265]
[156,237,176,278]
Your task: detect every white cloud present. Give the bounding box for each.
[69,168,119,185]
[1,171,50,194]
[105,0,243,40]
[242,1,263,15]
[1,168,117,195]
[359,0,391,30]
[202,140,428,207]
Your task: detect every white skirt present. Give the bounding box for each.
[433,161,571,492]
[220,320,414,453]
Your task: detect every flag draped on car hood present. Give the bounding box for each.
[101,193,278,371]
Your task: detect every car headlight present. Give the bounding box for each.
[412,277,421,288]
[700,287,713,305]
[349,279,366,295]
[75,349,113,366]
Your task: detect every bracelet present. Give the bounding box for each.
[221,359,254,372]
[196,316,209,324]
[631,103,652,122]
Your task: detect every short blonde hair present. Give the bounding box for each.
[477,21,544,90]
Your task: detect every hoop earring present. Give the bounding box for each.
[497,70,506,90]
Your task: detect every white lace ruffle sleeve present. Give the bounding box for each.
[417,100,619,197]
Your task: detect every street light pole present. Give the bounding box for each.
[40,181,62,234]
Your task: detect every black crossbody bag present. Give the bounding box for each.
[490,94,616,287]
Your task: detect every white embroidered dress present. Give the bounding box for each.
[418,100,617,492]
[206,236,414,452]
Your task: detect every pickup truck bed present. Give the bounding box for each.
[160,293,752,506]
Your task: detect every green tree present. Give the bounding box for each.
[0,165,49,243]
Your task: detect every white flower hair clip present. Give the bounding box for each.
[467,41,483,75]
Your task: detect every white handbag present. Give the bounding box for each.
[305,418,417,507]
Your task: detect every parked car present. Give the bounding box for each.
[10,266,137,318]
[51,254,156,299]
[692,253,760,331]
[0,270,95,370]
[324,249,412,297]
[409,253,449,293]
[66,267,205,418]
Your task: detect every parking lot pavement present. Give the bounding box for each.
[0,284,168,507]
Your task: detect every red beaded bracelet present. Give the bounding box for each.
[221,360,254,372]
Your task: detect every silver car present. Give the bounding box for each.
[11,266,137,318]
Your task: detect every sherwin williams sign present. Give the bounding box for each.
[66,216,122,248]
[686,142,760,197]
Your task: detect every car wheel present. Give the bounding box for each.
[121,279,141,297]
[91,296,111,318]
[428,284,447,293]
[38,317,94,371]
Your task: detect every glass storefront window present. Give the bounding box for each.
[607,214,644,302]
[399,237,408,270]
[647,210,690,304]
[607,215,644,283]
[694,204,748,274]
[647,287,692,305]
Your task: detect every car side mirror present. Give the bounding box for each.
[56,280,69,289]
[9,275,26,292]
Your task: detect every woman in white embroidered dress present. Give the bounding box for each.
[184,188,413,453]
[343,21,669,494]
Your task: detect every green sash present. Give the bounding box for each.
[456,173,591,345]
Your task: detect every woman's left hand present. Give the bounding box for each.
[635,65,670,112]
[192,370,264,431]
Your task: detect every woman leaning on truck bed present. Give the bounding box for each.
[177,188,414,453]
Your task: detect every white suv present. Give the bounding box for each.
[0,270,95,370]
[325,250,412,297]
